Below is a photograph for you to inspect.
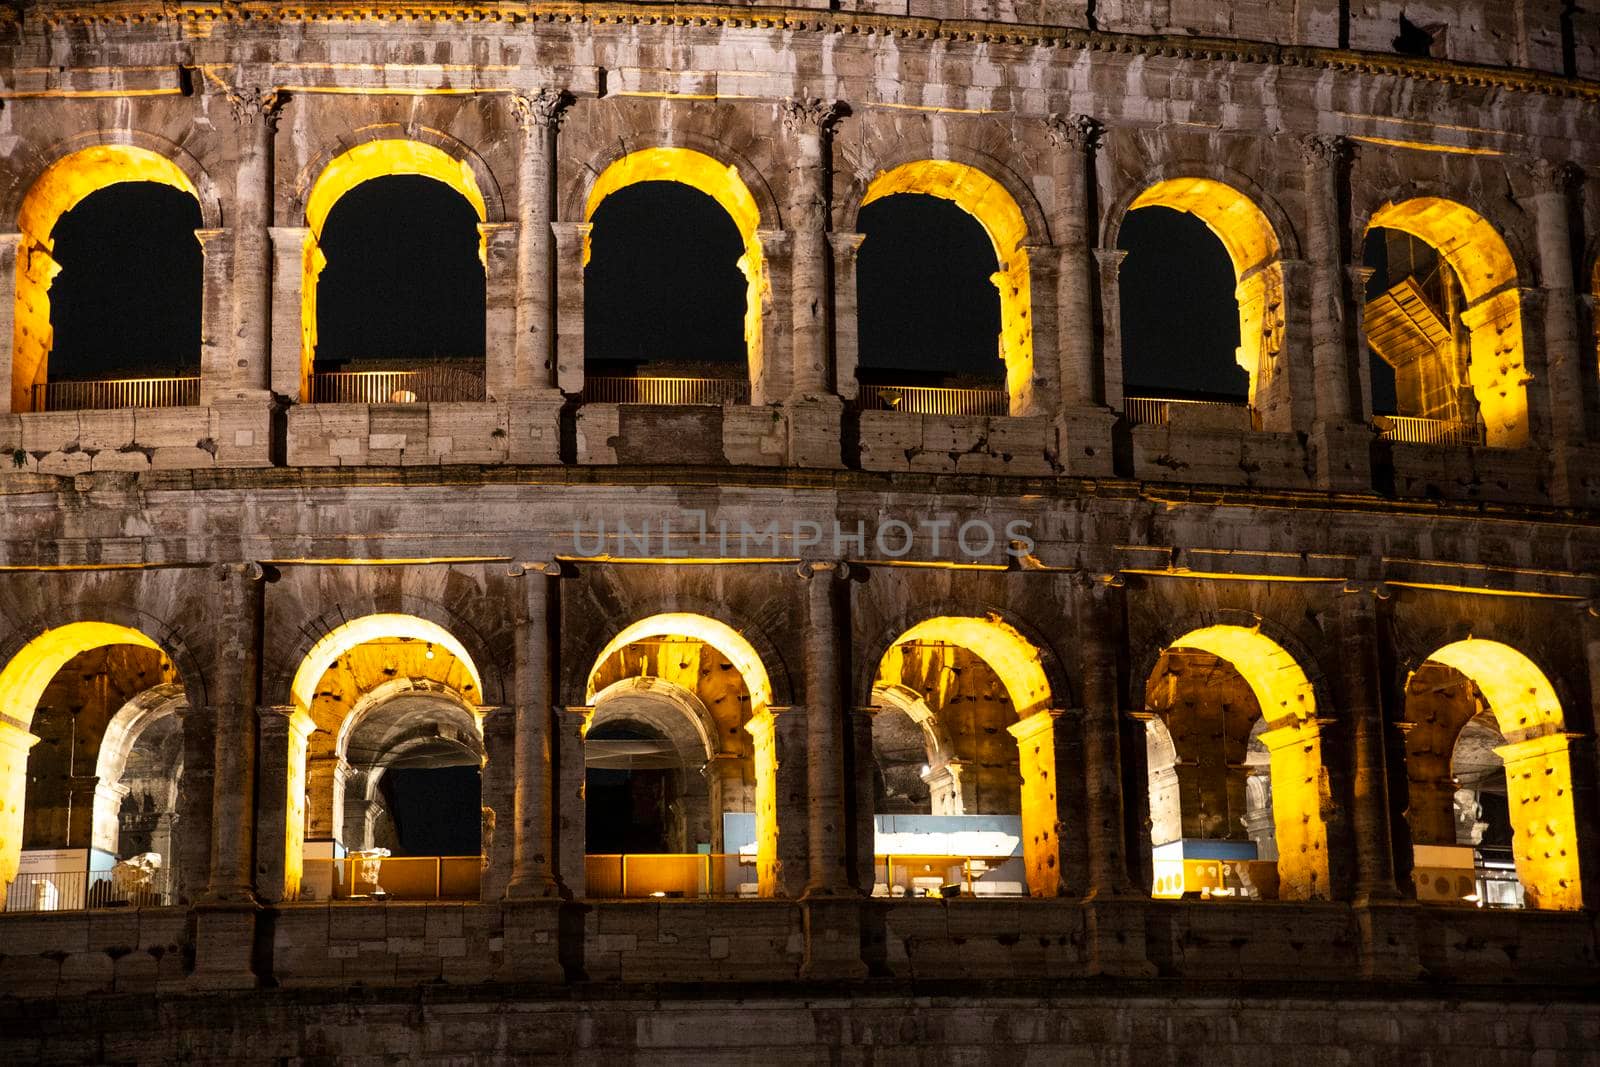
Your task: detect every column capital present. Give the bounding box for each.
[509,560,562,578]
[781,97,847,136]
[222,84,285,129]
[798,559,849,581]
[214,561,266,585]
[1092,246,1128,274]
[508,87,573,132]
[1339,580,1392,600]
[1073,569,1125,590]
[828,231,867,258]
[1045,112,1103,151]
[1529,159,1583,196]
[1298,133,1356,169]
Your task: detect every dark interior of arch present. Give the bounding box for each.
[585,181,747,377]
[1363,227,1465,419]
[48,182,203,381]
[585,720,675,853]
[378,765,481,856]
[1118,205,1247,401]
[855,192,1003,386]
[314,174,485,366]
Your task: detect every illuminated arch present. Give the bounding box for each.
[296,139,491,400]
[860,161,1037,414]
[1366,198,1527,447]
[334,676,485,761]
[0,621,167,907]
[591,676,717,763]
[1160,625,1328,900]
[1420,639,1580,909]
[12,145,203,413]
[877,613,1053,719]
[289,612,484,714]
[585,612,773,714]
[1121,177,1287,412]
[584,147,767,396]
[92,683,186,854]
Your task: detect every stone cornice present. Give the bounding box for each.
[6,2,1599,104]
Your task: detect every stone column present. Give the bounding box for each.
[173,704,215,906]
[194,229,234,403]
[1075,571,1137,898]
[205,562,264,903]
[1530,161,1588,448]
[479,221,519,398]
[508,89,572,395]
[254,705,314,904]
[1335,582,1401,903]
[1094,248,1128,411]
[220,85,283,402]
[268,226,310,400]
[799,560,853,897]
[1047,113,1102,409]
[828,233,866,399]
[479,705,516,901]
[0,720,38,910]
[65,775,100,849]
[550,221,590,396]
[848,705,877,892]
[783,98,845,399]
[505,561,561,898]
[0,233,20,414]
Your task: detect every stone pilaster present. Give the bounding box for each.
[194,228,233,405]
[550,221,590,396]
[799,560,855,899]
[218,85,282,402]
[0,232,20,414]
[508,89,572,396]
[173,704,215,906]
[254,704,315,904]
[1047,113,1102,409]
[505,561,562,899]
[1335,581,1401,904]
[782,98,845,400]
[828,232,866,399]
[1530,161,1592,504]
[479,704,515,901]
[268,226,310,400]
[479,221,518,399]
[0,719,39,910]
[204,562,264,904]
[1074,571,1137,898]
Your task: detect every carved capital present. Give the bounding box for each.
[1530,159,1583,196]
[797,559,850,581]
[781,97,846,136]
[224,85,284,129]
[1046,112,1102,151]
[509,88,573,132]
[1299,134,1354,169]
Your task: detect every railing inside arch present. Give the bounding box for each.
[854,384,1009,417]
[309,366,486,404]
[1123,395,1259,429]
[581,376,751,406]
[31,376,200,412]
[1374,414,1486,447]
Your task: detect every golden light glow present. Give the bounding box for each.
[1423,639,1580,909]
[280,708,316,901]
[1007,709,1063,897]
[13,145,199,413]
[1169,625,1314,725]
[1130,178,1283,406]
[584,147,766,392]
[585,612,773,713]
[1367,198,1527,447]
[289,613,483,712]
[0,621,163,907]
[298,139,489,400]
[861,161,1034,414]
[745,707,782,896]
[877,614,1052,719]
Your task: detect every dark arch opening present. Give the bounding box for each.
[47,183,202,386]
[377,765,482,857]
[314,174,485,398]
[585,181,747,381]
[1361,228,1474,429]
[584,720,678,854]
[856,193,1003,389]
[1118,206,1247,401]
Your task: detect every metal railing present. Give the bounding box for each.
[1374,414,1485,447]
[309,367,486,404]
[855,384,1009,417]
[582,376,751,406]
[297,855,481,901]
[4,869,172,913]
[1124,395,1256,428]
[30,376,199,412]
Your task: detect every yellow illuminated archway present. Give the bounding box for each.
[584,148,767,395]
[298,140,490,400]
[1366,198,1527,447]
[0,621,167,906]
[876,613,1052,719]
[12,146,201,413]
[290,613,484,714]
[1126,179,1285,410]
[1421,639,1580,909]
[1163,625,1329,900]
[861,161,1035,414]
[586,612,772,713]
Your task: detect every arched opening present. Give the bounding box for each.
[857,162,1034,416]
[1401,641,1581,910]
[1141,625,1328,902]
[1117,179,1286,432]
[13,145,205,413]
[1362,198,1526,447]
[286,614,486,903]
[854,193,1005,415]
[88,684,187,909]
[581,148,765,405]
[0,621,191,911]
[300,140,489,404]
[581,614,768,898]
[868,615,1055,898]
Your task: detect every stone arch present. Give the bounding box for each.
[11,139,220,413]
[584,611,778,715]
[856,160,1042,415]
[1106,169,1294,418]
[1144,623,1330,901]
[293,134,501,401]
[288,612,487,715]
[1416,639,1581,910]
[91,682,186,855]
[591,676,718,764]
[1363,196,1529,447]
[579,145,773,399]
[871,684,963,815]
